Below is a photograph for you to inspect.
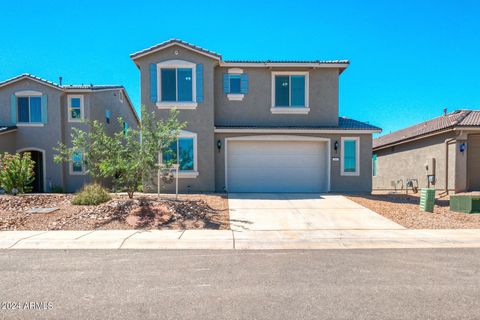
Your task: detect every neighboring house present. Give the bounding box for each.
[373,110,480,194]
[0,74,139,193]
[131,39,381,193]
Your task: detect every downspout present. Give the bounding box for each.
[441,138,456,196]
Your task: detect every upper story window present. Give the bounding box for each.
[68,95,84,122]
[123,121,129,135]
[161,130,198,178]
[223,68,248,101]
[152,60,203,110]
[271,71,309,114]
[341,137,360,176]
[18,96,42,123]
[12,90,47,126]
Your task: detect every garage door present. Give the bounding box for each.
[227,139,329,192]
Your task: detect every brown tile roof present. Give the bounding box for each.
[215,117,381,131]
[130,39,222,60]
[223,60,350,64]
[373,110,480,149]
[0,126,17,134]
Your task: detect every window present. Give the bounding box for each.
[271,72,309,114]
[105,110,110,124]
[17,96,42,123]
[68,95,84,122]
[372,153,377,177]
[123,121,129,135]
[229,75,241,94]
[70,151,85,175]
[224,70,248,101]
[341,137,360,176]
[161,131,198,178]
[156,60,198,109]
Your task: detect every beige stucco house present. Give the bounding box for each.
[373,110,480,194]
[131,39,381,193]
[0,74,139,192]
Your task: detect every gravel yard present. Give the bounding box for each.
[347,193,480,229]
[0,193,229,231]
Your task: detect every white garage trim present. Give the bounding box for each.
[224,135,331,192]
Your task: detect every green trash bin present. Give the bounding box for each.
[420,188,436,212]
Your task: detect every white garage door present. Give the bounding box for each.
[227,139,329,192]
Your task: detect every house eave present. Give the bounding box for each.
[130,41,222,61]
[215,127,381,134]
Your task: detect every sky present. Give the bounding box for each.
[1,0,479,136]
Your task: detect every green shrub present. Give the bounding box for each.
[72,184,111,205]
[0,152,35,195]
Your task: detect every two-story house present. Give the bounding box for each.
[131,39,381,193]
[0,74,139,193]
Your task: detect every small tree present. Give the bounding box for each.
[103,107,185,198]
[0,152,36,195]
[53,106,185,198]
[54,121,116,183]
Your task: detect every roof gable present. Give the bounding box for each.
[0,74,63,91]
[130,39,222,61]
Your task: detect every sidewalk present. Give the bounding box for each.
[1,229,480,249]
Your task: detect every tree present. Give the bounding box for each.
[54,121,116,183]
[0,152,35,195]
[103,107,185,198]
[54,106,185,198]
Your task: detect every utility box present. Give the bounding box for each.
[450,195,480,214]
[420,188,436,212]
[425,158,436,176]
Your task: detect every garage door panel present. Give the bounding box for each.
[229,155,323,168]
[227,139,328,192]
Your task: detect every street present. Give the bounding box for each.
[1,249,479,319]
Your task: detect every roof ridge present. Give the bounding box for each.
[452,110,472,125]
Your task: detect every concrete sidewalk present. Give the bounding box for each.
[1,229,480,250]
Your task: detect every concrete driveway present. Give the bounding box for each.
[229,193,404,231]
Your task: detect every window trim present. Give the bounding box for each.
[271,71,309,114]
[16,92,43,124]
[341,137,360,176]
[67,95,84,122]
[156,60,197,109]
[160,130,199,178]
[69,150,86,175]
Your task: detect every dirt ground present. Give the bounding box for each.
[347,193,480,229]
[0,193,229,231]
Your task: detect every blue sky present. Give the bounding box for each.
[1,0,479,136]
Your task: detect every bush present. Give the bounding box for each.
[72,184,111,205]
[0,152,35,195]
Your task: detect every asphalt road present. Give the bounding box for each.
[0,249,479,319]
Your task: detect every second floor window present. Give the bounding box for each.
[68,95,84,122]
[123,121,129,135]
[18,96,42,123]
[105,110,110,124]
[274,74,306,107]
[161,68,193,102]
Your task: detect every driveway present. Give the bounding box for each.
[228,193,404,231]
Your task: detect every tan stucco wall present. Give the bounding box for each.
[215,133,373,193]
[373,131,471,192]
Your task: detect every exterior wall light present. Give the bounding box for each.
[334,141,338,153]
[217,140,222,151]
[460,142,466,153]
